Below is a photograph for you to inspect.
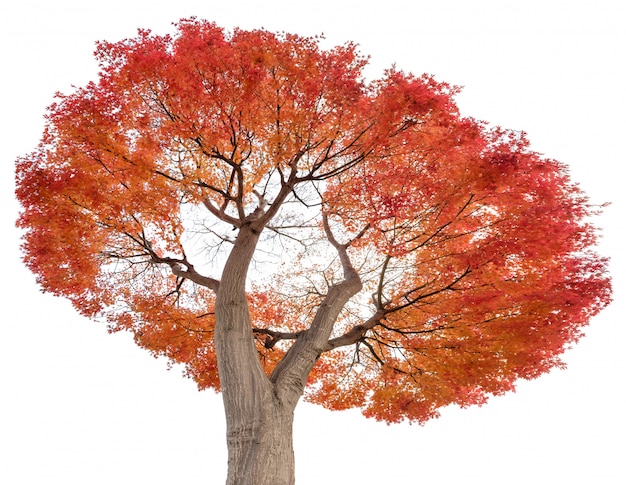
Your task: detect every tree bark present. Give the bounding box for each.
[214,224,299,485]
[223,395,297,485]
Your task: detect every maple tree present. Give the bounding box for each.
[15,19,611,484]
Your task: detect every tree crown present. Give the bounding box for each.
[16,19,611,423]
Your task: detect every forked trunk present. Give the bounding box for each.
[212,217,364,483]
[214,224,299,484]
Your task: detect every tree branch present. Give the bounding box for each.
[125,225,221,292]
[324,310,386,351]
[202,197,241,228]
[170,261,220,292]
[387,266,471,314]
[268,214,363,404]
[252,328,305,349]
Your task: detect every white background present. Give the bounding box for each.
[1,1,624,483]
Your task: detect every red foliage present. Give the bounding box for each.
[16,19,611,423]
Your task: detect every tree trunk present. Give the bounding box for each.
[224,394,297,485]
[214,224,299,484]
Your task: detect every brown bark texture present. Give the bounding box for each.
[214,221,361,484]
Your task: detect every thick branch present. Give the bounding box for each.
[252,328,304,349]
[321,214,361,281]
[170,261,220,292]
[269,215,363,405]
[202,197,241,227]
[324,309,386,351]
[325,263,471,351]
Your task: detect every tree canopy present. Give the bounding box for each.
[16,19,611,424]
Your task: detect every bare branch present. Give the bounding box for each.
[202,197,241,228]
[387,266,471,314]
[170,261,220,292]
[269,213,364,394]
[324,310,386,351]
[322,214,361,282]
[123,224,221,292]
[252,328,305,349]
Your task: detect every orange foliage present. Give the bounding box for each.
[16,19,611,423]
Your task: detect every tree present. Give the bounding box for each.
[15,19,611,485]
